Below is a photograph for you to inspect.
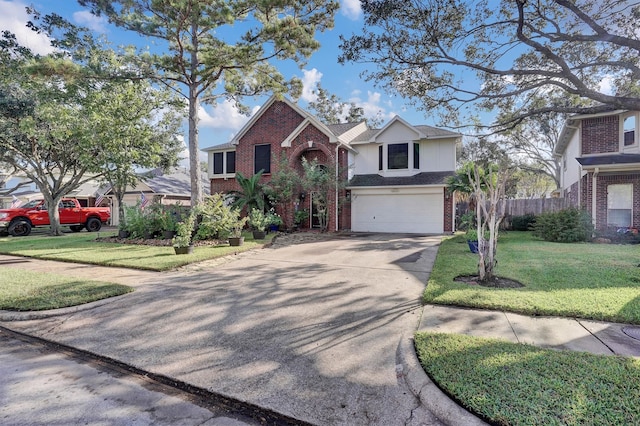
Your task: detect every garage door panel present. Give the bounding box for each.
[351,192,443,233]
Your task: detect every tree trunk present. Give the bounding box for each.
[44,194,63,236]
[188,26,203,208]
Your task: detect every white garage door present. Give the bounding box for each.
[351,191,444,233]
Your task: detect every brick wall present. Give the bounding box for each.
[209,100,350,231]
[443,189,453,232]
[581,116,619,154]
[595,173,640,230]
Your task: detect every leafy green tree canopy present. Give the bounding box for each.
[340,0,640,129]
[79,0,340,207]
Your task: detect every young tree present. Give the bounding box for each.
[340,0,640,129]
[468,163,512,282]
[264,154,301,230]
[301,157,344,232]
[79,0,339,207]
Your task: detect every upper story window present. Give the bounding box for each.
[623,115,636,147]
[254,144,271,174]
[378,142,420,171]
[212,151,236,175]
[388,143,409,169]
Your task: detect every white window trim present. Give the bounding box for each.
[381,141,419,173]
[211,150,236,179]
[620,112,638,151]
[607,183,633,228]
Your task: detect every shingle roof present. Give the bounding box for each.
[348,171,455,187]
[350,129,380,142]
[326,122,363,137]
[141,169,211,196]
[414,125,461,138]
[202,142,235,152]
[576,154,640,166]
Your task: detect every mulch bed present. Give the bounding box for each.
[454,274,524,288]
[95,236,223,247]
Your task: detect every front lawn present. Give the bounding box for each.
[0,268,132,311]
[424,232,640,324]
[0,231,275,271]
[415,332,640,426]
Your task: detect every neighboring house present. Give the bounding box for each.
[101,168,210,226]
[0,169,207,226]
[555,108,640,230]
[203,96,461,234]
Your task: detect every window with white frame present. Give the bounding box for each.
[622,114,637,147]
[607,184,633,227]
[212,151,236,175]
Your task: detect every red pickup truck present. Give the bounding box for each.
[0,198,111,237]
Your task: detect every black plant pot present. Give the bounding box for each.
[164,230,177,239]
[118,230,130,239]
[174,245,194,255]
[252,230,266,240]
[228,237,244,246]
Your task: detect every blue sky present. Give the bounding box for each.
[2,0,446,158]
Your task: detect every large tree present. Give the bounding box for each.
[89,79,184,226]
[340,0,640,129]
[79,0,339,207]
[0,14,183,235]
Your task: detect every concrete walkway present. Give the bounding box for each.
[1,233,640,426]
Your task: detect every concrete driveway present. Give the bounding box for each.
[2,233,443,425]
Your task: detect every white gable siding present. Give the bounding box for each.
[421,140,457,172]
[560,127,583,190]
[352,144,380,175]
[375,120,420,142]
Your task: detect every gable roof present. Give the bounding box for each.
[348,171,454,187]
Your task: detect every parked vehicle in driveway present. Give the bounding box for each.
[0,198,111,236]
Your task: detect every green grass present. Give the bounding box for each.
[0,231,275,271]
[415,332,640,426]
[0,268,132,311]
[424,232,640,324]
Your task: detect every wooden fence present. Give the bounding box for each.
[503,198,576,217]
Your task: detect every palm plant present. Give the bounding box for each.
[230,171,266,213]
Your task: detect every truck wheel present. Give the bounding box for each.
[8,220,32,237]
[85,217,102,232]
[70,225,84,232]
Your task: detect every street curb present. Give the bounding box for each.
[0,292,132,321]
[398,333,487,426]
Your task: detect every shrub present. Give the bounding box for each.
[457,211,475,231]
[194,193,238,240]
[532,208,593,242]
[510,213,536,231]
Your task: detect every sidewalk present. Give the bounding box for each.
[419,304,640,357]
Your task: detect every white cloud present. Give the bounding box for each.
[198,100,258,131]
[73,10,107,33]
[349,91,395,123]
[0,0,54,55]
[300,68,323,102]
[598,75,615,95]
[341,0,362,20]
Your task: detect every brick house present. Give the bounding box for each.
[203,96,461,233]
[555,108,640,230]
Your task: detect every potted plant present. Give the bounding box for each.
[161,210,178,239]
[118,222,130,239]
[293,209,309,230]
[227,210,248,247]
[248,208,269,239]
[172,212,196,255]
[266,210,282,232]
[465,229,479,253]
